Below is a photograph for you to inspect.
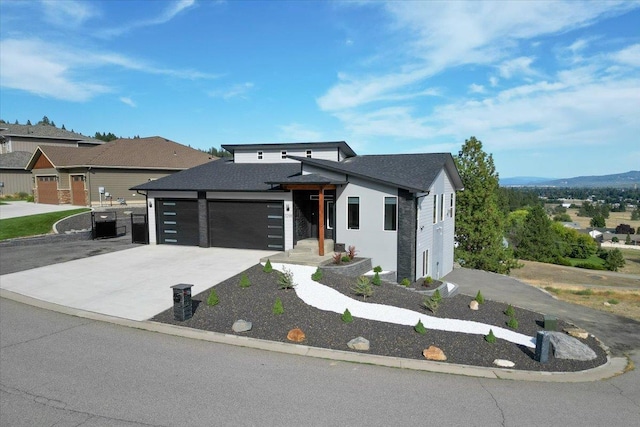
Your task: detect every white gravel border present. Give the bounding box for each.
[271,262,536,348]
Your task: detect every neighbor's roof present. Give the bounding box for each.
[222,141,357,158]
[0,123,102,143]
[0,151,33,169]
[26,136,215,170]
[292,153,464,193]
[132,159,301,192]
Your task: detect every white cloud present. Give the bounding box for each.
[489,76,499,87]
[120,97,136,107]
[611,44,640,67]
[0,38,219,102]
[279,123,323,141]
[208,82,254,100]
[468,83,486,94]
[498,57,537,79]
[41,0,98,27]
[99,0,196,38]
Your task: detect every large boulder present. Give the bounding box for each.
[232,319,252,333]
[546,332,597,361]
[347,337,370,351]
[423,346,447,361]
[287,328,306,343]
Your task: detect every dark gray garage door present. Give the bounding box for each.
[208,201,284,250]
[156,199,199,246]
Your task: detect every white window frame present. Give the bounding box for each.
[433,194,437,224]
[383,196,398,231]
[440,193,445,222]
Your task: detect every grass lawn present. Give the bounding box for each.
[567,254,606,268]
[0,209,90,240]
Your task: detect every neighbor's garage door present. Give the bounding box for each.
[37,176,58,204]
[156,199,199,246]
[208,201,284,250]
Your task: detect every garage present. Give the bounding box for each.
[36,176,58,205]
[209,200,284,250]
[156,199,199,246]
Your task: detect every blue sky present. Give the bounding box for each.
[1,0,639,179]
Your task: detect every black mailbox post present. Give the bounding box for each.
[171,284,193,321]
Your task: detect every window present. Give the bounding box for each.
[348,196,360,230]
[384,197,397,231]
[306,149,312,158]
[281,150,287,159]
[440,194,445,221]
[433,195,437,224]
[449,193,454,217]
[257,151,263,160]
[326,201,334,229]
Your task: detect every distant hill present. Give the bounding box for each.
[501,171,640,188]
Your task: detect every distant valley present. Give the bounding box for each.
[501,171,640,188]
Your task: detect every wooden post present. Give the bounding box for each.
[318,186,325,256]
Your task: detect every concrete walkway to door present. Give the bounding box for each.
[0,245,277,321]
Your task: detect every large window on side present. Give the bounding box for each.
[348,196,360,230]
[384,197,397,231]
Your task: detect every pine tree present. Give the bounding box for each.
[514,204,560,263]
[454,137,517,274]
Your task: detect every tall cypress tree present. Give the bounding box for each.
[454,137,517,274]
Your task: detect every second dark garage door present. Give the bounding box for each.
[208,201,284,250]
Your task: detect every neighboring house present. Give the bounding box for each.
[0,123,103,196]
[26,137,216,206]
[132,141,463,282]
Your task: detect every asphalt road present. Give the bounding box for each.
[1,298,639,427]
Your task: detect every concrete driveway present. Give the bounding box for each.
[0,201,85,220]
[0,245,277,321]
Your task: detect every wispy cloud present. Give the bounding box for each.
[279,123,323,141]
[98,0,196,38]
[208,82,254,100]
[41,0,98,28]
[120,97,136,107]
[468,84,486,94]
[0,38,219,102]
[497,57,537,79]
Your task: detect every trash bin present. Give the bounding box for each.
[171,284,193,321]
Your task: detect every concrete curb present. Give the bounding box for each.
[0,288,629,382]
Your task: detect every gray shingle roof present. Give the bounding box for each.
[0,151,32,169]
[0,123,101,143]
[292,153,464,192]
[132,160,301,192]
[266,173,347,186]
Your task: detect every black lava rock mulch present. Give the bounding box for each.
[152,265,608,372]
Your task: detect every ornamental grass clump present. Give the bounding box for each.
[278,267,296,290]
[400,278,411,287]
[423,294,440,313]
[272,297,284,315]
[485,329,496,343]
[351,276,373,299]
[342,308,353,323]
[239,273,251,288]
[475,290,485,304]
[311,267,322,282]
[206,289,219,306]
[431,289,442,304]
[263,259,273,273]
[504,305,515,317]
[414,319,427,334]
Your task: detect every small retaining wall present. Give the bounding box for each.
[320,258,372,277]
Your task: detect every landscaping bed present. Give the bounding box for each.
[152,264,608,372]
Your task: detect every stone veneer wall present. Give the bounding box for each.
[396,189,416,283]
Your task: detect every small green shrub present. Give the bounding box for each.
[572,288,593,296]
[423,295,439,313]
[278,267,296,290]
[351,276,373,299]
[311,267,322,282]
[485,329,496,343]
[431,289,442,304]
[504,305,515,317]
[575,262,606,271]
[400,278,411,287]
[371,271,382,286]
[554,257,573,266]
[607,298,620,305]
[272,297,284,315]
[424,276,434,285]
[206,289,219,306]
[544,286,560,294]
[341,255,351,263]
[373,265,383,273]
[342,308,353,323]
[239,273,251,288]
[507,316,519,330]
[263,259,273,273]
[414,319,426,334]
[475,290,485,304]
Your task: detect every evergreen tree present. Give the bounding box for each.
[26,120,32,125]
[454,137,517,274]
[514,204,560,263]
[604,249,625,271]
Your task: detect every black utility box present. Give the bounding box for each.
[171,284,193,321]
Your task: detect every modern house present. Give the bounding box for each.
[132,141,463,282]
[0,122,103,196]
[25,137,216,206]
